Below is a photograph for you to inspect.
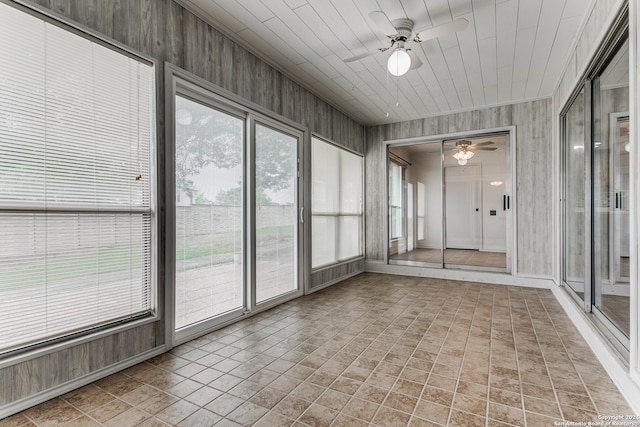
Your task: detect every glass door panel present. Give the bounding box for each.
[443,137,508,270]
[593,36,629,337]
[255,123,298,304]
[388,144,443,267]
[563,88,586,299]
[388,135,509,271]
[174,94,244,330]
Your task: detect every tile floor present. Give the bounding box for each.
[2,273,635,427]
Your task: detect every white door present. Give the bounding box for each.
[445,165,482,249]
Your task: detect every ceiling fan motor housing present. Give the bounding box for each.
[392,18,414,39]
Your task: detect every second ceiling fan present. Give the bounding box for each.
[345,11,469,76]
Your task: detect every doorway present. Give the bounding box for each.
[387,132,513,273]
[171,79,303,344]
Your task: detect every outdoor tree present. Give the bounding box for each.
[175,97,296,205]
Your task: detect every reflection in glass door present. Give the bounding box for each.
[593,35,630,337]
[174,94,245,331]
[562,88,586,299]
[444,163,482,251]
[254,123,299,304]
[388,135,509,272]
[612,116,630,285]
[388,145,443,267]
[597,114,630,336]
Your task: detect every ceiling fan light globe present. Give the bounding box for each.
[457,158,467,166]
[387,49,411,76]
[452,149,474,162]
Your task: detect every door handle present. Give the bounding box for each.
[299,207,304,223]
[619,193,622,210]
[507,196,510,210]
[615,192,619,209]
[503,195,506,211]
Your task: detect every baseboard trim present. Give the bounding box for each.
[307,269,364,294]
[0,345,167,419]
[364,260,553,289]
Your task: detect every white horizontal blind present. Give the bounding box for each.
[0,3,155,352]
[311,138,363,268]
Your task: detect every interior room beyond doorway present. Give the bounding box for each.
[388,133,510,272]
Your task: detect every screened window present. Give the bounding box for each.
[0,3,155,353]
[311,137,363,268]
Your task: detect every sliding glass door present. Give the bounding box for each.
[593,36,630,338]
[172,80,302,343]
[174,94,245,331]
[254,123,300,304]
[388,134,511,273]
[561,28,629,345]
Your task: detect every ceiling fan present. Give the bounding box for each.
[449,140,497,165]
[344,11,469,76]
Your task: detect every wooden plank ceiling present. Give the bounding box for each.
[178,0,593,125]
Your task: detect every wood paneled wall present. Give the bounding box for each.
[1,0,363,414]
[310,259,365,291]
[365,99,554,276]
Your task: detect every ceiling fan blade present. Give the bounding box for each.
[408,50,423,70]
[473,141,495,146]
[369,11,397,36]
[474,147,497,151]
[414,18,469,42]
[344,48,385,63]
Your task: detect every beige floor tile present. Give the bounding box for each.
[414,400,450,424]
[103,407,151,427]
[297,403,338,426]
[252,411,293,427]
[0,413,34,427]
[23,399,83,427]
[452,393,488,417]
[5,273,636,427]
[449,409,486,427]
[372,406,412,427]
[225,402,268,425]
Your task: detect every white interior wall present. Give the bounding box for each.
[394,139,507,253]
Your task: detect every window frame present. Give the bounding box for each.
[0,0,159,361]
[311,135,364,270]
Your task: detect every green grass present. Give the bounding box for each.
[1,226,295,290]
[176,225,293,260]
[0,248,145,290]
